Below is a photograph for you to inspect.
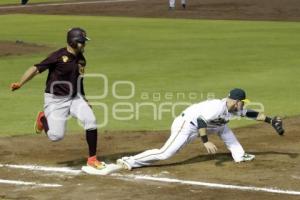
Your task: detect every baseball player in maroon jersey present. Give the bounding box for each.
[11,28,106,174]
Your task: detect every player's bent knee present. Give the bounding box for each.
[47,132,64,141]
[84,118,97,130]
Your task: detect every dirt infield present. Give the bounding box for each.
[0,117,299,199]
[0,41,50,57]
[1,0,300,21]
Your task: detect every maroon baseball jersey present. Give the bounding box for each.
[35,48,86,97]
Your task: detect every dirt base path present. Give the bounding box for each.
[0,117,299,199]
[1,0,300,21]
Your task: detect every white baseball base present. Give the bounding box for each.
[81,164,122,175]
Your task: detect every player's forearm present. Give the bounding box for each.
[198,128,208,143]
[248,111,277,125]
[245,110,268,121]
[251,112,270,122]
[256,113,267,121]
[18,66,39,86]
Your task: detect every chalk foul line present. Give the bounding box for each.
[1,163,300,195]
[124,175,300,196]
[0,179,62,188]
[1,163,82,175]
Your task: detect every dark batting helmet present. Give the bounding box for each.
[67,27,90,48]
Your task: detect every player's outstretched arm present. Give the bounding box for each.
[244,110,285,135]
[10,66,39,91]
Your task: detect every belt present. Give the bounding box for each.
[181,113,197,127]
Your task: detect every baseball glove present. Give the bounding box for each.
[271,116,284,135]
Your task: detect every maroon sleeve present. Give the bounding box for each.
[34,51,59,73]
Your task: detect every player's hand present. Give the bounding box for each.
[204,141,218,154]
[10,82,21,91]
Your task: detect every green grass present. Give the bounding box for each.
[0,0,71,5]
[1,14,300,135]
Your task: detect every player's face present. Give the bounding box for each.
[236,101,244,111]
[228,100,244,113]
[227,99,236,112]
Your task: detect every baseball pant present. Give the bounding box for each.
[216,125,245,162]
[169,0,186,8]
[123,116,245,168]
[44,93,97,141]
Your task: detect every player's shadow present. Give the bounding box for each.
[57,151,298,168]
[56,151,145,167]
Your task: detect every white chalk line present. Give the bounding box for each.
[0,0,136,10]
[1,163,300,195]
[0,179,62,188]
[1,163,81,175]
[125,175,300,196]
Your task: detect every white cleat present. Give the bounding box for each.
[116,157,132,171]
[235,153,255,163]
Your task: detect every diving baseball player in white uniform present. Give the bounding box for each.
[11,28,107,174]
[169,0,186,9]
[117,88,284,170]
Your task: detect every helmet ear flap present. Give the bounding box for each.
[69,41,76,48]
[69,37,79,48]
[69,38,85,49]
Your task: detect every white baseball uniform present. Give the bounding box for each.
[122,98,247,168]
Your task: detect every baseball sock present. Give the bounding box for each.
[41,116,49,133]
[21,0,29,5]
[86,129,98,157]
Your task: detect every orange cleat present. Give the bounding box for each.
[34,111,44,134]
[87,156,106,170]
